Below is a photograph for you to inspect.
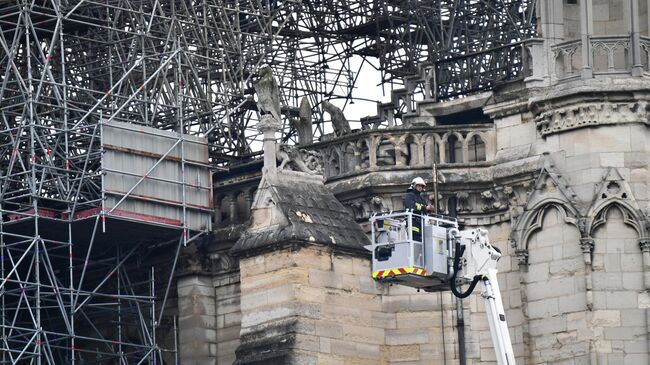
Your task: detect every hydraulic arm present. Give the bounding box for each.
[450,228,516,365]
[368,212,516,365]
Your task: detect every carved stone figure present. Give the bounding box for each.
[456,191,471,212]
[292,96,313,145]
[254,65,281,121]
[481,189,507,211]
[209,252,238,274]
[276,144,323,175]
[322,100,351,136]
[178,242,208,274]
[370,196,384,211]
[577,217,588,238]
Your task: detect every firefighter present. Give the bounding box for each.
[404,177,434,241]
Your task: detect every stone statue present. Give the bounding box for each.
[322,100,351,136]
[276,144,323,175]
[254,65,281,121]
[456,191,471,212]
[291,96,313,145]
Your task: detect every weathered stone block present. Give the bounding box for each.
[600,152,625,167]
[342,323,385,344]
[529,315,567,334]
[527,262,550,282]
[240,267,309,291]
[604,326,645,340]
[558,293,586,313]
[409,293,441,311]
[528,298,559,318]
[606,291,638,309]
[591,310,621,327]
[382,295,412,313]
[240,290,268,311]
[381,344,421,361]
[527,277,578,301]
[385,328,429,345]
[395,311,440,329]
[225,311,242,327]
[315,321,344,339]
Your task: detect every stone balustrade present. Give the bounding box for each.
[641,36,650,72]
[551,35,648,81]
[307,125,495,179]
[212,124,496,226]
[551,39,583,81]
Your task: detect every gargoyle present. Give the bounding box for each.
[276,144,323,175]
[322,100,351,136]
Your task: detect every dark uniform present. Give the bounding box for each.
[404,187,430,241]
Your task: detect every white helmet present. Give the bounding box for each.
[411,177,426,187]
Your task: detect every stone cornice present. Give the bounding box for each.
[534,100,650,137]
[529,79,650,137]
[529,78,650,106]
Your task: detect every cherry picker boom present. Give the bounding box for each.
[367,211,516,365]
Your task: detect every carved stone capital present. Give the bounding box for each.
[639,238,650,253]
[177,243,211,275]
[515,249,528,267]
[209,252,239,274]
[579,238,595,254]
[257,114,282,133]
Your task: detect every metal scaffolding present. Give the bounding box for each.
[0,0,536,363]
[0,0,536,160]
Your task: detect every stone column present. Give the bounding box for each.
[424,135,434,165]
[177,268,217,364]
[580,0,594,78]
[392,135,407,167]
[640,238,650,288]
[257,114,281,176]
[640,238,650,360]
[439,139,447,163]
[460,137,468,163]
[639,237,650,356]
[515,249,532,364]
[580,237,595,310]
[213,195,222,226]
[524,39,549,87]
[643,0,650,36]
[414,134,425,166]
[368,135,379,169]
[228,192,237,224]
[244,188,254,219]
[353,143,362,171]
[539,0,565,41]
[539,0,565,84]
[630,0,644,76]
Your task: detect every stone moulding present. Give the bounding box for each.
[534,101,650,137]
[529,79,650,137]
[509,159,582,251]
[585,168,645,238]
[510,164,649,253]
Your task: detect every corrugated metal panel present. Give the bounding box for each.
[101,121,212,231]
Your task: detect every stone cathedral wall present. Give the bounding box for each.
[191,3,650,356]
[197,80,650,364]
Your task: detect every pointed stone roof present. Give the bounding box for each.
[231,170,370,257]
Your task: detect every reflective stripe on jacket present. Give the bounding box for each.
[404,188,429,233]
